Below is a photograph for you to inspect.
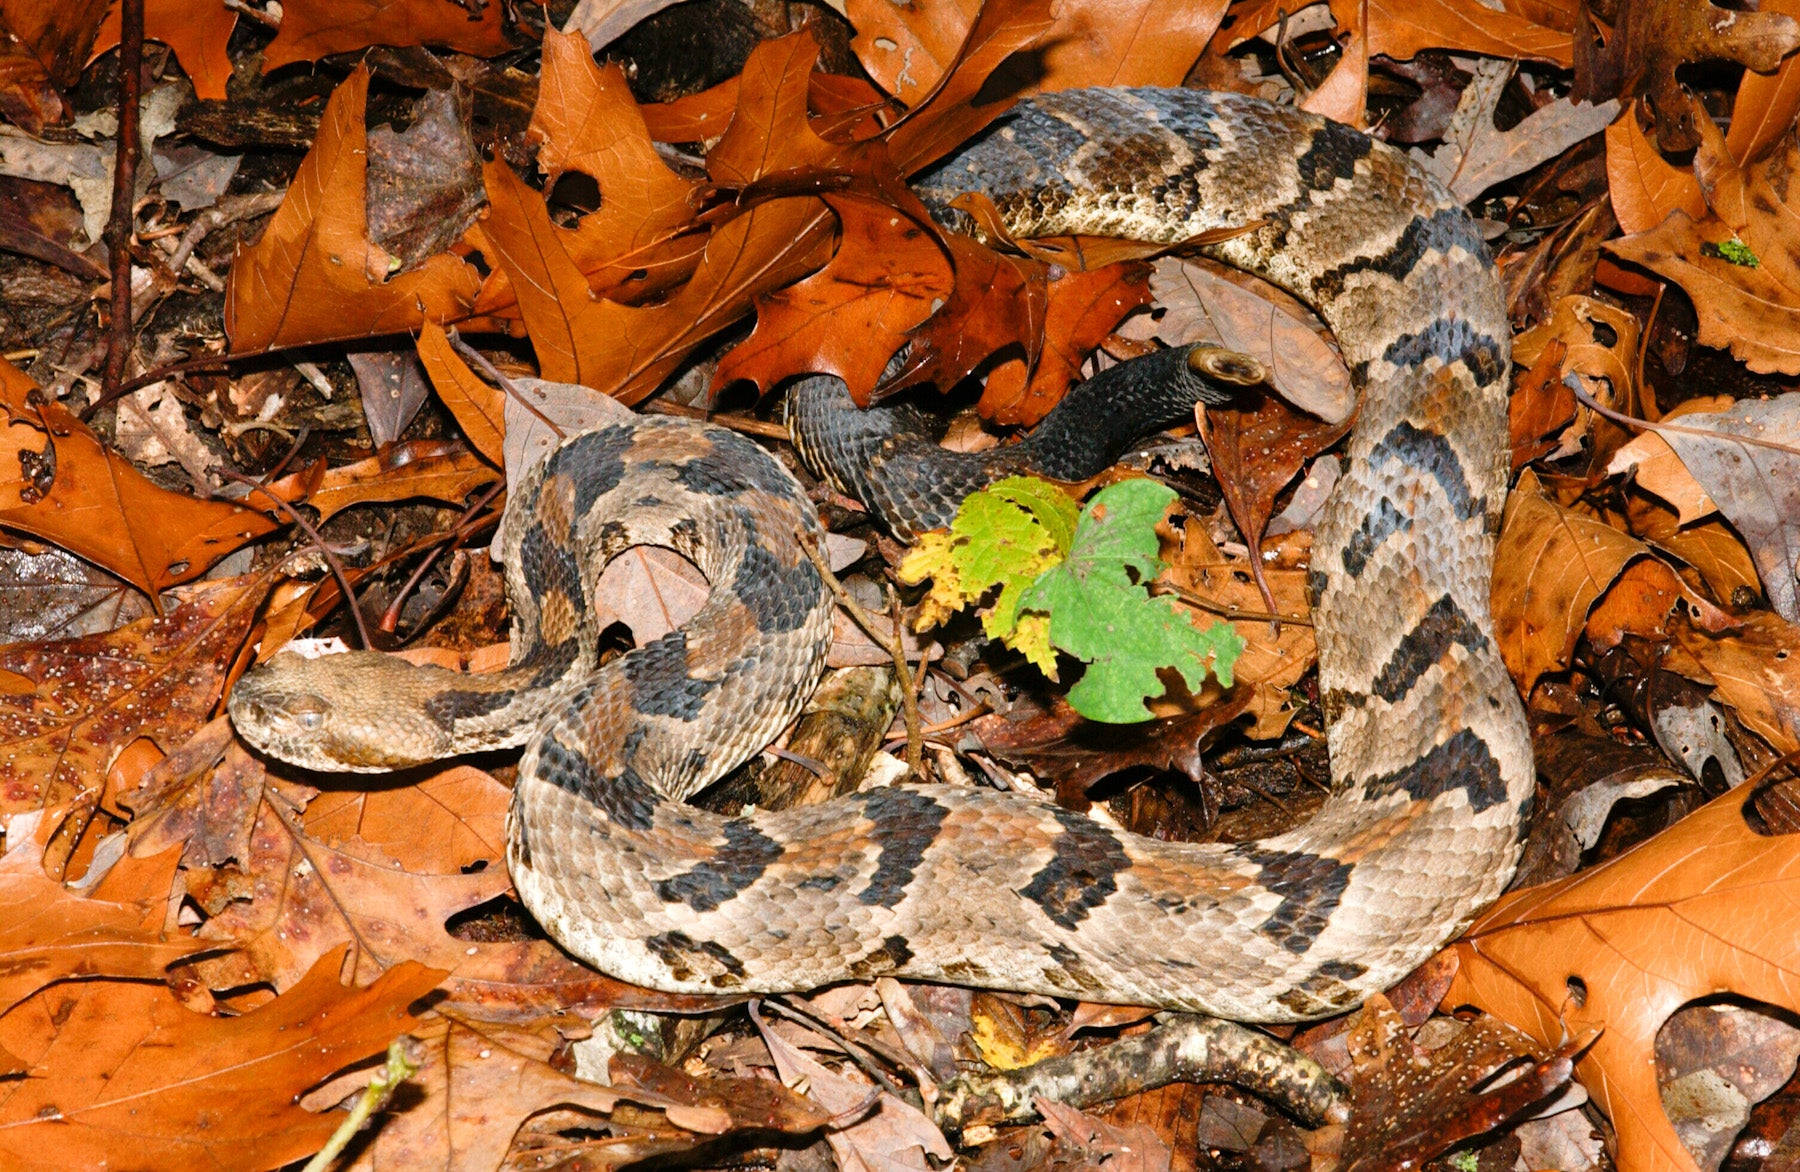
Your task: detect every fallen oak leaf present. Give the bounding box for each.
[260,0,514,72]
[92,0,237,100]
[0,944,443,1171]
[415,321,504,466]
[264,438,499,524]
[0,358,274,597]
[0,575,266,820]
[1444,783,1800,1172]
[1605,100,1706,236]
[224,66,483,352]
[1329,0,1572,67]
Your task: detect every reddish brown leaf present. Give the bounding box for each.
[1327,0,1571,66]
[91,0,236,99]
[261,0,513,71]
[980,261,1153,426]
[717,195,951,395]
[0,945,442,1170]
[224,67,483,352]
[1203,388,1351,564]
[1726,0,1800,164]
[0,0,107,130]
[416,321,504,467]
[0,825,194,1014]
[1446,786,1800,1171]
[1509,338,1576,469]
[0,359,274,596]
[1606,101,1707,235]
[0,576,265,818]
[266,439,499,524]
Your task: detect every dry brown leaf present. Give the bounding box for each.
[92,0,236,99]
[1330,0,1572,66]
[415,321,504,467]
[0,359,274,597]
[267,439,499,524]
[1493,469,1647,691]
[1668,611,1800,753]
[224,67,483,352]
[847,0,1223,107]
[261,0,514,72]
[0,822,194,1014]
[0,576,264,819]
[0,944,442,1170]
[1445,785,1800,1172]
[1725,0,1800,165]
[1605,100,1707,236]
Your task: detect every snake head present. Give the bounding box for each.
[228,650,454,773]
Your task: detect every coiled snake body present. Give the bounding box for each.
[230,88,1532,1022]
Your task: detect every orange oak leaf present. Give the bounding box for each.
[92,0,236,99]
[1329,0,1573,66]
[1608,109,1800,375]
[848,0,1221,108]
[0,823,195,1014]
[0,944,442,1170]
[469,27,705,317]
[416,321,504,466]
[1726,0,1800,164]
[1605,101,1707,236]
[715,195,952,396]
[0,358,274,597]
[193,762,722,1018]
[224,66,483,352]
[1445,785,1800,1172]
[265,438,499,524]
[0,575,265,818]
[262,0,513,72]
[979,260,1153,426]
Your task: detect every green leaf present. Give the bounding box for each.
[1020,480,1242,723]
[897,475,1077,639]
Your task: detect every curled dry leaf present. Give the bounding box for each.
[0,359,274,597]
[224,67,484,352]
[1668,611,1800,754]
[265,438,500,524]
[1445,784,1800,1172]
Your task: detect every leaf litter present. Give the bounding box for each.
[8,0,1800,1168]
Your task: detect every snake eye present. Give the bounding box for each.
[287,698,329,733]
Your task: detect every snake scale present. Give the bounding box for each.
[229,87,1533,1022]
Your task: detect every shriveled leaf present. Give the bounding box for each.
[0,577,264,817]
[1414,58,1617,202]
[0,945,442,1170]
[0,359,274,595]
[267,439,499,524]
[1669,611,1800,754]
[224,67,483,352]
[1445,785,1800,1172]
[1202,389,1351,563]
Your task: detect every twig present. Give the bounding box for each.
[646,399,791,441]
[934,1013,1346,1134]
[447,330,566,440]
[301,1038,419,1172]
[1567,374,1800,458]
[100,0,146,406]
[796,532,923,777]
[1155,581,1315,627]
[221,468,374,649]
[377,477,505,634]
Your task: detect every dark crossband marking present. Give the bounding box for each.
[1342,499,1412,576]
[545,424,634,515]
[645,930,745,985]
[1020,805,1132,930]
[1361,727,1508,814]
[655,820,783,912]
[534,733,657,832]
[1372,594,1489,703]
[856,787,949,908]
[1368,420,1484,522]
[1295,120,1371,190]
[625,630,719,720]
[1382,317,1507,388]
[676,433,796,497]
[1311,207,1483,303]
[1242,846,1353,954]
[849,934,915,978]
[733,514,823,634]
[519,522,585,614]
[422,639,579,728]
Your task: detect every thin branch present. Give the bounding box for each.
[99,0,146,406]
